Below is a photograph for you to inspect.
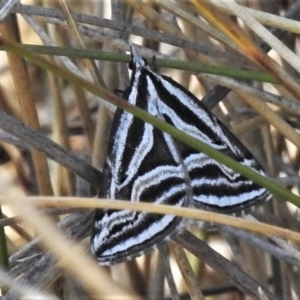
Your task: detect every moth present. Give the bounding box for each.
[91,45,271,265]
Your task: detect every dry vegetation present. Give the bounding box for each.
[0,0,300,299]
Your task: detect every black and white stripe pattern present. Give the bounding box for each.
[91,46,272,265]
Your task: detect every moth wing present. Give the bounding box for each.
[150,73,271,213]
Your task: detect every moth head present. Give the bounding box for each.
[129,44,148,72]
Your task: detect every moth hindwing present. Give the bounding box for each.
[91,45,271,265]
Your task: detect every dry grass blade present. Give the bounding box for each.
[158,244,180,300]
[57,0,106,152]
[170,241,204,300]
[174,231,277,300]
[0,16,53,196]
[1,196,300,244]
[0,0,17,23]
[200,74,300,116]
[191,0,300,101]
[218,0,300,73]
[211,0,300,34]
[155,0,237,49]
[48,71,73,196]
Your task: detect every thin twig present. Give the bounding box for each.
[173,230,277,300]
